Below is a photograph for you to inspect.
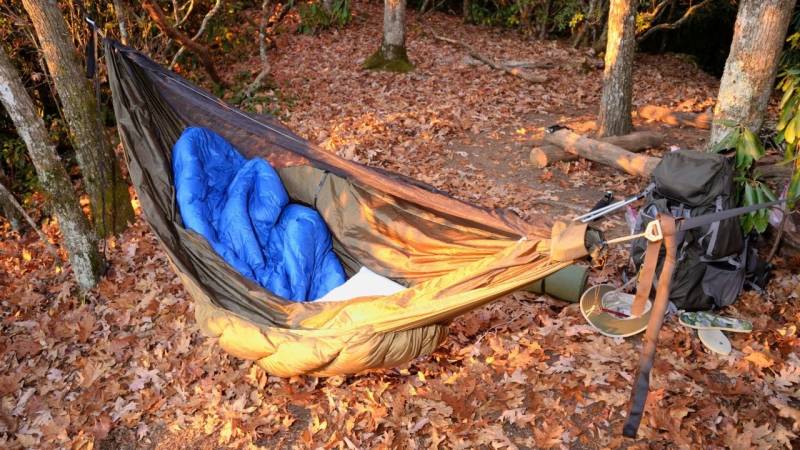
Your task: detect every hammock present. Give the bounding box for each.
[104,39,590,378]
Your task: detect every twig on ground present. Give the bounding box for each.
[0,181,61,262]
[431,34,547,83]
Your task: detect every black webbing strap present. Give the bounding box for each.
[85,18,97,79]
[679,199,784,232]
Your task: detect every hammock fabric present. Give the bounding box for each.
[104,39,586,377]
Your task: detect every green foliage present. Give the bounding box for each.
[710,124,774,235]
[297,0,351,35]
[775,69,800,210]
[551,0,584,32]
[464,0,583,31]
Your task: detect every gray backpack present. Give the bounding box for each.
[631,150,749,311]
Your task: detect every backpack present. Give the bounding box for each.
[630,150,751,311]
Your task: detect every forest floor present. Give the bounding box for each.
[2,2,800,449]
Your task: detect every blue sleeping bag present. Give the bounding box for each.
[172,127,346,301]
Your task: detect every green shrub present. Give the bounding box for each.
[297,0,351,35]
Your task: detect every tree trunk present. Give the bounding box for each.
[22,0,134,237]
[322,0,335,13]
[597,0,636,137]
[0,47,104,292]
[708,0,796,147]
[364,0,413,72]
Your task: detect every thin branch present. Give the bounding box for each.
[175,0,196,28]
[0,181,61,262]
[636,0,712,43]
[242,0,272,99]
[169,0,223,69]
[142,0,223,85]
[431,34,547,83]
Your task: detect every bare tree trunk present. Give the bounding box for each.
[463,0,471,22]
[22,0,134,237]
[0,47,104,292]
[597,0,636,137]
[364,0,413,72]
[322,0,335,14]
[708,0,796,147]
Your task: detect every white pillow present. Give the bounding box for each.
[315,267,405,302]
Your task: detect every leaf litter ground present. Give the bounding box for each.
[2,2,800,449]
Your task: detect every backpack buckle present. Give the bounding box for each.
[604,220,663,246]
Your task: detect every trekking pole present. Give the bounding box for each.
[574,191,647,223]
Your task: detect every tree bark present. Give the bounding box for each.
[530,131,663,168]
[708,0,797,148]
[0,47,104,291]
[543,129,660,177]
[22,0,134,237]
[364,0,413,72]
[637,105,712,129]
[597,0,636,137]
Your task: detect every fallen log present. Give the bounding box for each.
[543,129,800,256]
[543,129,661,177]
[637,105,711,130]
[530,131,663,168]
